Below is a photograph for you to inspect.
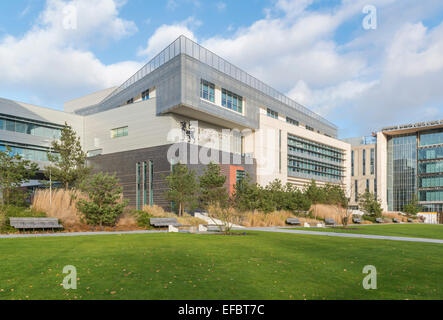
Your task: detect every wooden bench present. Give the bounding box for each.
[286,218,301,225]
[9,217,63,231]
[150,218,181,228]
[325,218,335,226]
[375,218,383,223]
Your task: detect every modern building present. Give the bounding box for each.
[377,121,443,213]
[0,35,351,209]
[345,120,443,214]
[342,136,377,209]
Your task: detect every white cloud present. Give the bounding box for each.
[0,0,142,107]
[216,2,226,12]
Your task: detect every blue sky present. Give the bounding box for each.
[0,0,442,138]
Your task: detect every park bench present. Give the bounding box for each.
[9,217,63,231]
[392,218,399,223]
[286,218,301,225]
[375,218,383,223]
[150,218,181,228]
[325,218,335,226]
[352,217,362,224]
[407,218,413,223]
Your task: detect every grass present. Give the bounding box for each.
[0,231,442,300]
[288,224,443,240]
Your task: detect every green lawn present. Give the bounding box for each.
[0,231,442,300]
[288,224,443,240]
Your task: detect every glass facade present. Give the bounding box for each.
[387,128,443,212]
[200,80,215,103]
[288,134,345,182]
[420,131,443,146]
[0,143,52,162]
[370,148,375,175]
[0,116,62,139]
[387,134,417,211]
[222,89,243,113]
[417,129,443,212]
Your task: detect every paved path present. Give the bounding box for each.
[0,230,166,239]
[237,227,443,244]
[1,227,442,244]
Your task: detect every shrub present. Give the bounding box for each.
[32,189,86,225]
[135,210,152,228]
[76,173,127,227]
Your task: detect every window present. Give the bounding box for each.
[286,117,299,126]
[267,108,278,119]
[370,148,375,175]
[362,149,366,176]
[222,89,243,113]
[374,178,377,199]
[142,89,150,101]
[351,150,354,176]
[111,126,128,138]
[200,80,215,103]
[236,170,246,184]
[0,117,61,138]
[366,179,370,192]
[355,180,358,202]
[306,125,314,131]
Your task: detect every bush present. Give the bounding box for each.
[76,173,128,227]
[136,210,152,228]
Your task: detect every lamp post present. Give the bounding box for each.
[43,139,53,206]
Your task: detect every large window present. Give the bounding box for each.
[355,180,358,202]
[419,161,443,174]
[200,80,215,103]
[111,126,128,139]
[420,131,443,146]
[362,149,366,176]
[267,108,278,119]
[0,116,61,139]
[222,89,243,113]
[370,148,375,175]
[286,117,299,126]
[419,176,443,188]
[0,144,53,162]
[418,146,443,160]
[351,150,354,176]
[142,89,150,101]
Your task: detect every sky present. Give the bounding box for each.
[0,0,442,138]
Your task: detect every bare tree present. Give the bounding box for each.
[207,205,244,235]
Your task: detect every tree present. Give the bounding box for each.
[0,146,38,206]
[165,163,198,216]
[46,122,90,189]
[207,204,244,235]
[358,191,383,218]
[199,162,228,208]
[76,173,127,227]
[232,175,262,212]
[403,195,422,217]
[303,180,326,219]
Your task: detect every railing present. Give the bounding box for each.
[101,35,337,131]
